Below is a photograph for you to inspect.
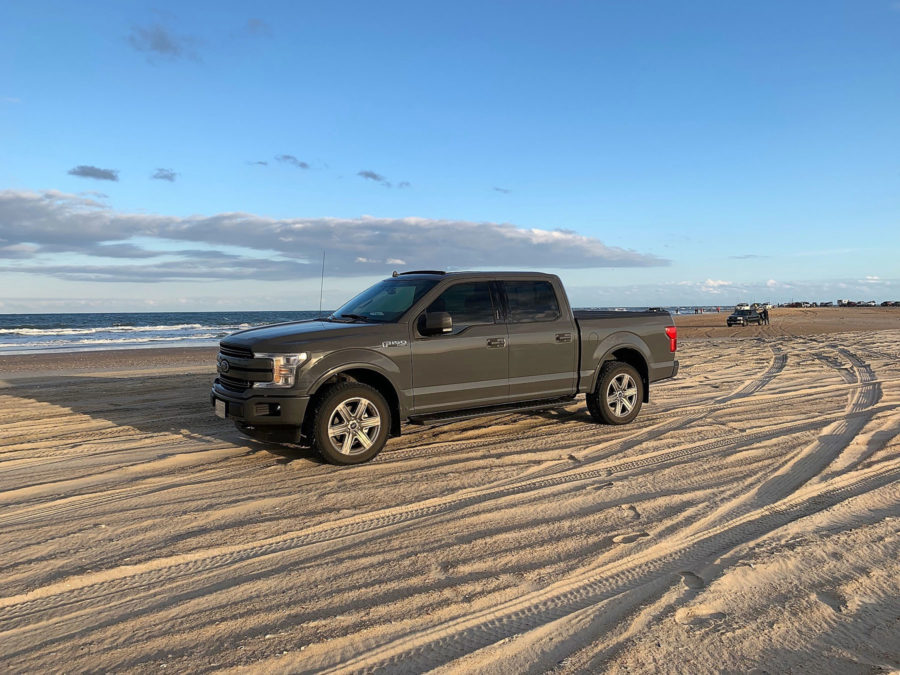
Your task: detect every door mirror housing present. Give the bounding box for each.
[420,311,452,336]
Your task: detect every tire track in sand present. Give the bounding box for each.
[314,460,900,674]
[0,407,857,631]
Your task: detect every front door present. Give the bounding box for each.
[411,281,509,413]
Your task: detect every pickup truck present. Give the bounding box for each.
[211,271,679,464]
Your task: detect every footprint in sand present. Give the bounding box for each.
[613,531,649,544]
[814,590,847,613]
[679,571,705,589]
[674,605,726,625]
[620,504,641,520]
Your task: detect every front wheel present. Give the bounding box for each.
[587,361,644,425]
[311,382,391,465]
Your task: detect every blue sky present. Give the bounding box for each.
[1,0,898,311]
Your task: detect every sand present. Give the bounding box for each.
[1,308,898,673]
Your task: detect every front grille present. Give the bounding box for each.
[220,343,253,359]
[217,342,270,393]
[219,374,253,392]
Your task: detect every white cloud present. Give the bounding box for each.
[0,189,667,283]
[701,278,731,289]
[565,276,900,307]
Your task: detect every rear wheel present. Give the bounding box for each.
[587,361,643,425]
[311,382,391,465]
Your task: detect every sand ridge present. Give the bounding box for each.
[0,321,898,672]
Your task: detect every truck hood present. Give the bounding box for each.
[221,319,387,353]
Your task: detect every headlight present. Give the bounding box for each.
[254,353,308,388]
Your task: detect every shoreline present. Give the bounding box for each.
[0,345,218,376]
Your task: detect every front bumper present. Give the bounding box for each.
[211,380,310,426]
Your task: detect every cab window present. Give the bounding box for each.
[503,280,561,323]
[424,282,495,332]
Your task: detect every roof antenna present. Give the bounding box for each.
[318,249,326,313]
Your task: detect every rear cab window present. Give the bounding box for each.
[503,280,561,323]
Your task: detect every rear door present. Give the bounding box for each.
[503,279,578,401]
[410,280,509,413]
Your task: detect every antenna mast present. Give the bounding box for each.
[318,249,326,313]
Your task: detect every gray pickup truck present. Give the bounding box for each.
[211,271,678,464]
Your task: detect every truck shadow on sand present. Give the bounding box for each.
[5,371,327,464]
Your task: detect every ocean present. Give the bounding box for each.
[0,307,723,355]
[0,311,324,355]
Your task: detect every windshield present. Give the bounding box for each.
[331,278,439,322]
[735,310,752,316]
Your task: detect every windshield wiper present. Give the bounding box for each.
[331,313,376,323]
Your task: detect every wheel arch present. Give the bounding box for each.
[304,366,402,438]
[591,337,651,403]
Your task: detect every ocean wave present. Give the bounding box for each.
[0,323,246,337]
[0,334,223,349]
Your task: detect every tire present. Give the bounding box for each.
[586,361,643,425]
[311,382,391,465]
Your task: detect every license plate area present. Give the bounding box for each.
[215,399,227,419]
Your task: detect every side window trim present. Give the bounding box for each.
[490,280,507,323]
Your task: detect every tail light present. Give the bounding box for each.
[665,325,677,352]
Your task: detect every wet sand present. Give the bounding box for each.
[1,309,898,672]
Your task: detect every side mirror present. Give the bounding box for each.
[420,311,452,336]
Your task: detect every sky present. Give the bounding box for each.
[1,0,898,312]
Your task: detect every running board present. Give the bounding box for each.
[408,396,576,426]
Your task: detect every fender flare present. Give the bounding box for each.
[587,331,652,396]
[301,349,409,432]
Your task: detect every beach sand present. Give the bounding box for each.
[1,308,898,672]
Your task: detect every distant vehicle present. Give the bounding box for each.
[881,301,899,307]
[727,309,762,327]
[863,300,876,306]
[735,303,751,310]
[820,301,834,307]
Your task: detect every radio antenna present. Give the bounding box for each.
[318,249,326,313]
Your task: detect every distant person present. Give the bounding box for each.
[761,308,769,325]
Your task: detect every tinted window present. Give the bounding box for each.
[504,280,561,323]
[425,282,495,329]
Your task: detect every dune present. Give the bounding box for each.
[0,309,898,672]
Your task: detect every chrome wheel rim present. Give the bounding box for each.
[327,397,381,455]
[606,373,638,418]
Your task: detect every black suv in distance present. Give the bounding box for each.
[727,309,762,326]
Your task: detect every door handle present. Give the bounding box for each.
[555,333,572,343]
[486,338,506,348]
